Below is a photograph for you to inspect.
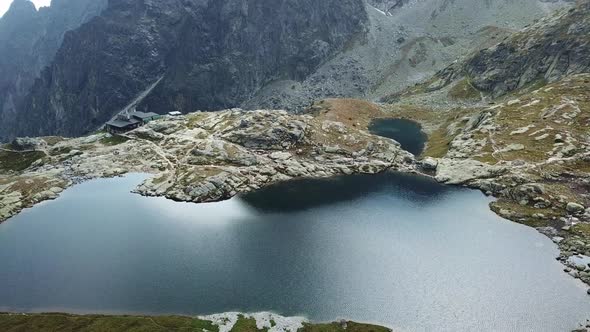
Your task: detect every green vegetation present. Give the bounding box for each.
[448,78,480,100]
[230,315,268,332]
[42,136,65,145]
[418,109,470,159]
[421,127,456,158]
[475,74,590,164]
[100,135,130,146]
[490,200,559,228]
[0,313,391,332]
[300,321,391,332]
[49,146,72,156]
[571,223,590,238]
[0,313,217,332]
[0,150,46,172]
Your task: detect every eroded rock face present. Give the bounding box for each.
[434,1,590,97]
[9,0,367,139]
[0,0,108,141]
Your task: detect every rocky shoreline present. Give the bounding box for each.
[399,76,590,291]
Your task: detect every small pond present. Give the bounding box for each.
[369,118,428,155]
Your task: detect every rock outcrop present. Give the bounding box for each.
[434,158,507,185]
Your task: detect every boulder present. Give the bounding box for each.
[420,157,438,171]
[567,202,586,214]
[435,158,507,185]
[498,143,525,153]
[552,236,564,244]
[11,137,47,151]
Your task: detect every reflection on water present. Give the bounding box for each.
[0,173,589,331]
[241,172,451,212]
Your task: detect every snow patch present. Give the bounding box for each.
[368,4,387,16]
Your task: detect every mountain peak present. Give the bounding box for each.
[8,0,36,13]
[2,0,37,22]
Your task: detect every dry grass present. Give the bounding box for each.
[490,199,560,227]
[485,74,590,163]
[448,78,481,100]
[309,98,385,130]
[304,98,395,154]
[382,104,475,159]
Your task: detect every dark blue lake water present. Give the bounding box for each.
[0,173,589,331]
[369,118,428,155]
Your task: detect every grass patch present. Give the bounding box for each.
[421,127,455,158]
[49,146,72,156]
[0,313,219,332]
[571,223,590,238]
[309,98,385,129]
[448,78,481,100]
[300,321,391,332]
[490,199,560,227]
[42,136,65,145]
[485,74,590,164]
[100,135,130,146]
[151,174,171,185]
[0,151,46,172]
[230,315,268,332]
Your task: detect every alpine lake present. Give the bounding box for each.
[1,119,589,331]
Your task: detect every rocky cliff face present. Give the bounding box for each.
[244,0,568,112]
[0,0,107,140]
[431,1,589,97]
[10,0,367,138]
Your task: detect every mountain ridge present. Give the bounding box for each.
[0,0,570,141]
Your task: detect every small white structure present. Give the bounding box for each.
[168,111,182,116]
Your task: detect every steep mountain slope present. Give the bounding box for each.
[0,0,107,140]
[422,1,590,98]
[10,0,367,138]
[244,0,568,110]
[0,0,570,140]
